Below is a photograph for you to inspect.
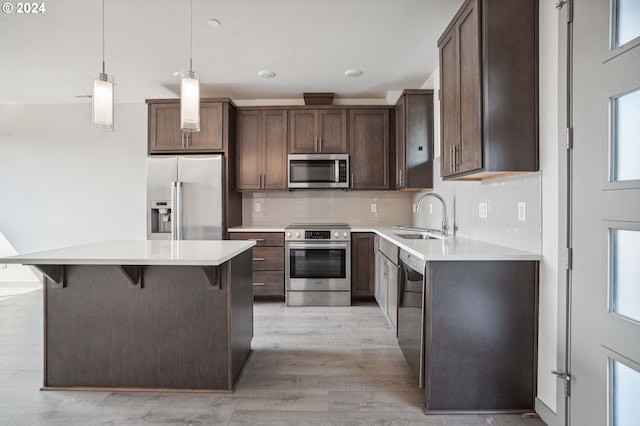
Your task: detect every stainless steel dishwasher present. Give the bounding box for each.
[397,249,427,388]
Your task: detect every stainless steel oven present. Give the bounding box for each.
[287,154,349,189]
[285,223,351,306]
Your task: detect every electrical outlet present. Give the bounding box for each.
[371,203,377,213]
[254,203,261,213]
[478,202,488,219]
[429,203,434,214]
[518,202,526,221]
[412,203,417,213]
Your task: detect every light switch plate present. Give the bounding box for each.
[518,202,526,221]
[254,203,261,213]
[371,203,377,213]
[478,202,488,219]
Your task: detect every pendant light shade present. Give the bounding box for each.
[180,0,200,132]
[180,70,200,132]
[93,0,114,132]
[93,72,114,131]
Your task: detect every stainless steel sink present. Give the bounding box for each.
[395,233,438,240]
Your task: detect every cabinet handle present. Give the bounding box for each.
[399,169,404,187]
[455,145,460,171]
[449,145,454,172]
[253,258,265,261]
[350,173,354,188]
[253,282,265,286]
[319,137,322,152]
[181,132,185,149]
[315,138,319,152]
[249,238,265,242]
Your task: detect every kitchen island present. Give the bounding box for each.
[2,240,255,392]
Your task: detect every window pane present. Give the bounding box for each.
[612,360,640,426]
[612,230,640,322]
[613,89,640,182]
[615,0,640,47]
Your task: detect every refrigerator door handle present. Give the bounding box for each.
[175,181,183,240]
[171,181,178,240]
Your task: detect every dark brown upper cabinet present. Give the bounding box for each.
[349,109,390,190]
[288,109,348,154]
[438,0,538,180]
[147,100,225,154]
[236,110,288,191]
[395,90,435,190]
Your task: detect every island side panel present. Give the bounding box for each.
[45,264,231,390]
[424,261,538,412]
[228,249,253,386]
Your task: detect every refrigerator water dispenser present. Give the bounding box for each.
[150,201,172,234]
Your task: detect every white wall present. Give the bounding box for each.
[414,1,560,414]
[0,103,147,256]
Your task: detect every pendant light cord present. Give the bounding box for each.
[189,0,193,72]
[101,0,105,74]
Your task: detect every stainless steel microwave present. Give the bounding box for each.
[287,154,349,189]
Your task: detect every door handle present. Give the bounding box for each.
[170,181,177,240]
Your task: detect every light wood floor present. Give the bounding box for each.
[0,289,546,425]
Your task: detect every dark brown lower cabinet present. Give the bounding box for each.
[351,233,376,299]
[424,261,538,413]
[229,232,285,298]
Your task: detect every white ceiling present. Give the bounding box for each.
[0,0,463,105]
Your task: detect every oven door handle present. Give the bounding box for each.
[287,242,349,249]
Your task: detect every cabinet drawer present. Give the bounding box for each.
[229,232,284,247]
[252,271,284,296]
[252,247,284,270]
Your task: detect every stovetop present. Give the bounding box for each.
[286,223,350,230]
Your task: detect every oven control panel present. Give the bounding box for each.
[285,229,351,240]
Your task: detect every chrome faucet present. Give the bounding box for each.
[416,192,449,237]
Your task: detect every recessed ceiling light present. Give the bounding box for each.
[258,70,276,79]
[345,69,363,77]
[207,19,221,27]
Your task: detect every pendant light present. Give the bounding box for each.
[93,0,114,132]
[180,0,200,132]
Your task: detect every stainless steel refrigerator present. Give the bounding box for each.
[146,155,224,240]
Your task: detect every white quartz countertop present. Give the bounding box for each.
[354,227,541,261]
[228,224,539,261]
[1,240,256,266]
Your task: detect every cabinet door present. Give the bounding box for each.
[349,109,390,190]
[236,111,262,190]
[457,0,482,174]
[263,110,288,190]
[405,93,434,189]
[288,110,317,153]
[149,103,184,153]
[439,28,460,178]
[351,233,375,297]
[317,110,348,153]
[387,259,398,333]
[188,102,224,151]
[395,96,407,189]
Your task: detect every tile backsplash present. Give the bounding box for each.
[412,157,542,253]
[242,191,413,227]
